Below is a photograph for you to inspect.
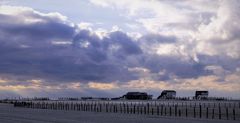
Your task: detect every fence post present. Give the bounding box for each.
[200,105,202,118]
[186,107,188,117]
[144,106,146,114]
[226,108,228,120]
[170,106,172,116]
[137,105,139,114]
[178,109,181,117]
[113,105,115,113]
[175,105,177,117]
[147,103,149,115]
[164,106,166,116]
[110,103,112,113]
[212,108,215,119]
[152,107,154,115]
[106,103,108,112]
[120,103,122,113]
[206,107,208,119]
[194,107,196,118]
[219,106,221,119]
[134,105,136,114]
[161,105,163,116]
[233,109,235,120]
[130,105,132,114]
[123,103,125,113]
[90,103,93,111]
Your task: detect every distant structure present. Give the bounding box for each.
[58,97,80,101]
[195,91,208,99]
[81,97,110,100]
[81,97,93,100]
[123,92,152,100]
[157,90,176,99]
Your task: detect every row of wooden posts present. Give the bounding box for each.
[13,101,238,120]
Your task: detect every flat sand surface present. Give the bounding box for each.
[0,103,238,123]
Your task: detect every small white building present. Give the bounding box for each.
[195,91,208,99]
[157,90,176,99]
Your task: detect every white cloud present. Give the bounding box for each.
[0,5,69,25]
[77,22,93,30]
[90,0,240,59]
[195,0,240,58]
[1,2,240,98]
[90,0,188,34]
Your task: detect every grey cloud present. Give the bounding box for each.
[107,31,142,55]
[138,54,212,80]
[139,34,177,44]
[0,6,238,86]
[0,10,140,83]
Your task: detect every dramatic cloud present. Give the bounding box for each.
[0,6,140,84]
[0,0,240,98]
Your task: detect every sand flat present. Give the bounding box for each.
[0,103,238,123]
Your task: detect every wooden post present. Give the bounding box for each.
[164,106,166,116]
[178,109,181,117]
[110,104,112,113]
[106,104,108,112]
[200,105,202,118]
[161,105,163,116]
[152,107,154,115]
[186,107,188,117]
[134,105,136,114]
[144,106,146,114]
[219,106,221,119]
[233,109,235,120]
[137,105,139,114]
[90,103,93,111]
[194,107,196,118]
[226,108,228,120]
[113,105,115,113]
[130,105,132,114]
[175,105,177,117]
[120,103,122,113]
[206,107,208,119]
[170,106,172,116]
[212,108,215,119]
[147,103,149,115]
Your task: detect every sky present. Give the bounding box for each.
[0,0,240,99]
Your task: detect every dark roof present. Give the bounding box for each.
[196,91,208,93]
[162,90,176,93]
[126,92,147,95]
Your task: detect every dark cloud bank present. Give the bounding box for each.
[0,8,239,85]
